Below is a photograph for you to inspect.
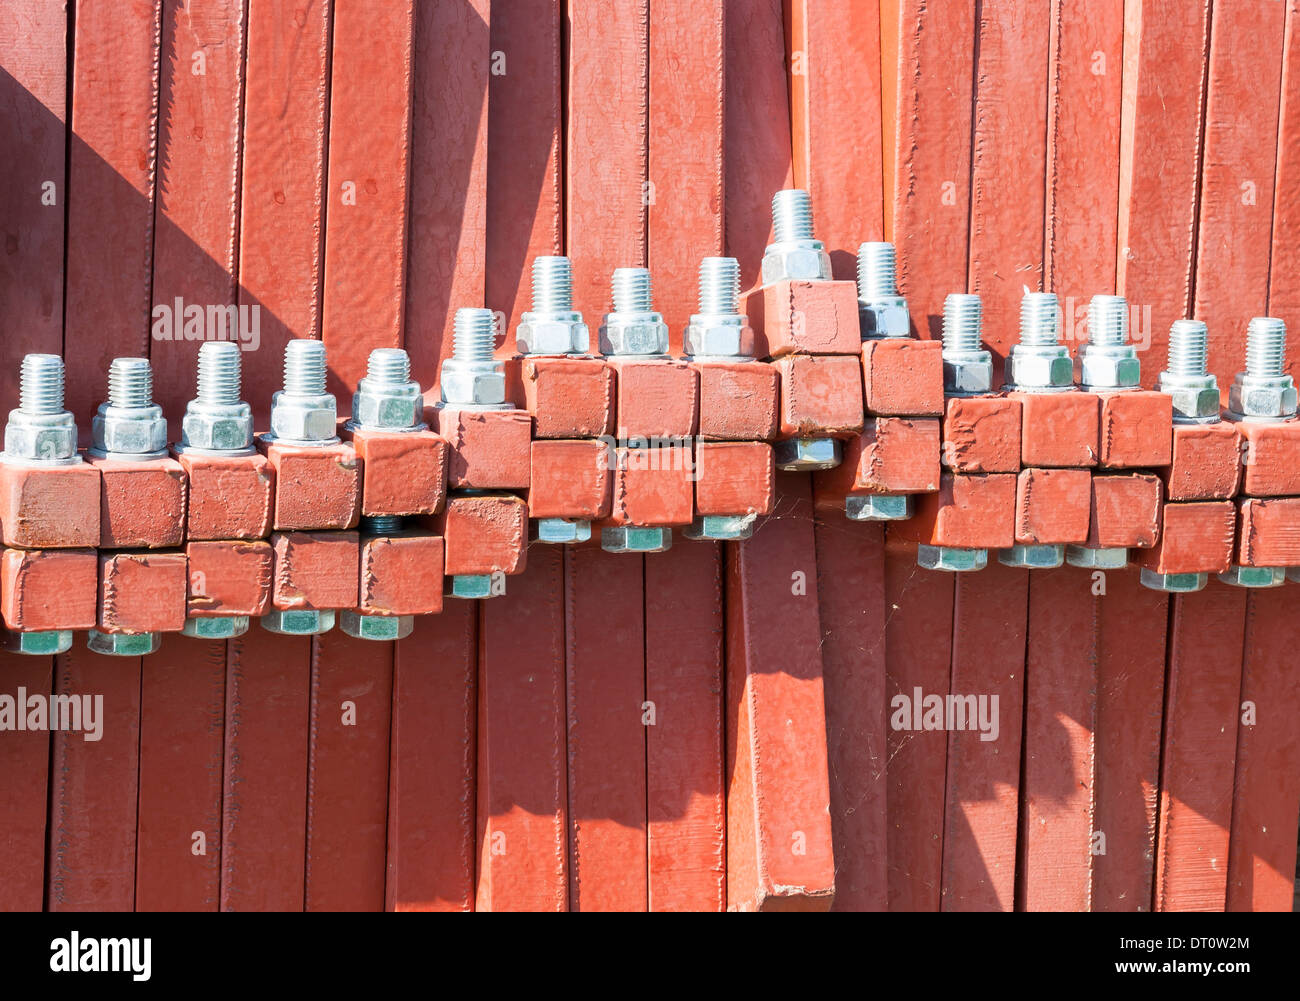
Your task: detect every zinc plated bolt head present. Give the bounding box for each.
[1227,375,1298,422]
[683,315,752,358]
[598,314,670,357]
[446,574,501,599]
[773,438,841,472]
[845,494,912,521]
[339,610,415,641]
[1005,346,1074,392]
[517,313,590,355]
[600,526,673,554]
[87,630,161,656]
[1139,568,1208,593]
[943,352,995,396]
[268,391,339,445]
[1065,546,1129,570]
[439,361,507,407]
[2,628,73,655]
[532,518,592,544]
[261,609,336,635]
[917,546,987,572]
[859,298,911,339]
[1078,346,1141,390]
[683,514,758,541]
[2,411,79,464]
[997,544,1065,569]
[760,241,832,285]
[350,378,424,431]
[1217,565,1287,588]
[1158,373,1222,423]
[91,403,169,458]
[182,616,250,639]
[181,402,255,453]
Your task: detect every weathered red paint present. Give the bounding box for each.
[177,451,274,541]
[98,551,188,634]
[861,339,944,417]
[0,653,51,911]
[942,397,1022,475]
[1,549,98,631]
[1096,392,1173,469]
[1267,0,1300,383]
[343,428,448,518]
[91,456,187,549]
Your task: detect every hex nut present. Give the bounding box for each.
[1079,347,1141,390]
[943,352,995,396]
[440,361,507,407]
[760,241,832,285]
[2,628,73,655]
[446,574,498,599]
[1158,374,1222,422]
[261,608,336,635]
[1217,565,1287,588]
[269,391,339,443]
[600,526,673,554]
[997,544,1065,569]
[1065,545,1129,569]
[859,298,911,339]
[517,313,590,355]
[599,314,670,356]
[1006,348,1075,391]
[87,630,161,656]
[351,378,423,430]
[683,316,752,358]
[181,616,250,639]
[339,610,414,641]
[917,545,988,572]
[683,513,758,541]
[773,437,841,472]
[182,402,254,452]
[1228,375,1298,421]
[533,518,592,544]
[1139,568,1207,593]
[845,494,912,521]
[3,411,78,463]
[92,404,168,456]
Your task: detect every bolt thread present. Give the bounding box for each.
[453,308,497,362]
[1246,316,1287,377]
[531,256,573,313]
[362,514,403,535]
[611,268,653,313]
[943,294,983,352]
[772,189,814,243]
[366,347,410,386]
[19,354,65,415]
[1167,320,1209,378]
[196,341,242,405]
[698,257,740,315]
[1088,295,1128,347]
[283,339,327,396]
[108,357,153,408]
[1019,293,1062,347]
[857,242,898,299]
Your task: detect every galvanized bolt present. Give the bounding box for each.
[1139,568,1207,594]
[3,354,80,467]
[599,267,670,357]
[518,256,590,355]
[261,608,336,636]
[1159,320,1221,423]
[918,545,987,573]
[267,339,340,446]
[1065,544,1128,571]
[341,516,415,641]
[440,308,508,407]
[1228,316,1296,422]
[87,630,162,657]
[857,241,910,338]
[347,347,424,431]
[1078,294,1140,390]
[941,293,992,395]
[997,543,1065,570]
[1004,291,1073,393]
[179,341,255,454]
[683,256,752,361]
[90,357,169,459]
[761,189,832,286]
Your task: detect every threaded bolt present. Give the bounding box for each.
[108,357,153,408]
[283,339,327,396]
[453,308,497,362]
[611,268,654,314]
[857,242,898,300]
[943,294,983,352]
[772,189,814,243]
[1245,317,1287,378]
[196,341,242,406]
[362,514,403,535]
[1019,293,1062,347]
[1088,295,1128,347]
[532,256,573,314]
[1167,320,1209,378]
[366,347,411,386]
[20,354,65,415]
[698,257,740,315]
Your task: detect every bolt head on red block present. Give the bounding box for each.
[1086,473,1163,549]
[528,439,613,520]
[861,339,944,417]
[1014,467,1091,545]
[775,354,865,438]
[1009,390,1099,468]
[1236,497,1300,567]
[896,473,1017,549]
[343,427,448,516]
[89,455,187,549]
[942,395,1022,473]
[1,548,98,631]
[606,445,695,527]
[695,442,776,517]
[433,493,528,576]
[693,360,780,441]
[1097,390,1173,469]
[508,355,615,439]
[1163,421,1242,501]
[1236,419,1300,497]
[98,551,188,633]
[176,450,274,540]
[740,279,861,357]
[270,531,360,610]
[359,531,445,616]
[0,461,101,548]
[609,359,699,440]
[259,439,361,531]
[1136,501,1236,575]
[429,405,532,491]
[186,540,273,617]
[813,417,941,501]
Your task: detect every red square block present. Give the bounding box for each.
[1014,467,1091,545]
[90,455,187,549]
[775,354,865,438]
[1086,472,1162,549]
[607,445,695,527]
[1237,420,1300,497]
[1010,390,1100,468]
[186,540,273,617]
[900,473,1017,549]
[528,439,612,520]
[270,531,360,610]
[1164,421,1242,501]
[942,395,1022,474]
[260,439,361,531]
[1097,390,1173,469]
[98,551,188,633]
[814,417,941,498]
[693,360,780,441]
[1237,497,1300,567]
[359,531,445,616]
[344,427,449,516]
[740,279,861,357]
[430,405,532,490]
[1137,501,1236,575]
[1,548,98,631]
[177,450,274,540]
[695,442,776,517]
[434,494,528,576]
[509,356,615,439]
[861,339,944,417]
[0,461,101,548]
[610,359,699,440]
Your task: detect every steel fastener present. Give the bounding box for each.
[346,347,424,432]
[440,308,508,407]
[1158,320,1221,423]
[1004,293,1073,392]
[857,241,910,339]
[598,268,670,357]
[998,543,1066,570]
[1226,317,1297,422]
[941,293,992,396]
[1078,295,1140,390]
[89,357,169,459]
[341,515,415,640]
[265,339,340,446]
[517,256,590,355]
[761,189,831,286]
[1139,568,1208,594]
[917,545,987,572]
[178,341,255,453]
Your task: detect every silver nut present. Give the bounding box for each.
[87,630,161,656]
[1217,565,1287,588]
[1228,375,1298,420]
[533,518,592,544]
[997,544,1065,569]
[446,574,499,599]
[440,360,507,406]
[1006,347,1074,391]
[270,392,338,443]
[182,402,254,452]
[774,437,841,471]
[917,545,988,572]
[2,628,72,655]
[760,241,832,285]
[92,404,168,456]
[1139,568,1208,593]
[600,526,673,553]
[943,352,994,396]
[3,411,77,462]
[859,298,911,339]
[261,608,335,635]
[339,610,414,641]
[683,514,758,541]
[182,616,250,639]
[845,494,912,521]
[1079,346,1141,389]
[517,313,590,355]
[599,314,669,356]
[352,378,423,430]
[683,316,752,358]
[1065,545,1128,569]
[1159,374,1221,421]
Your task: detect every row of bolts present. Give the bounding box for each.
[2,190,1294,653]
